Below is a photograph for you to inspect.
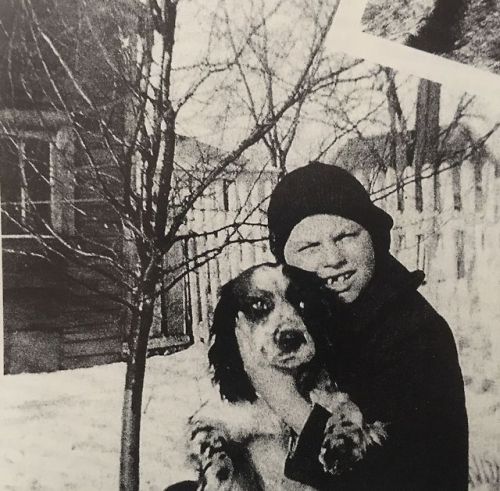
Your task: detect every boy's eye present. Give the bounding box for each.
[297,242,320,252]
[334,231,358,243]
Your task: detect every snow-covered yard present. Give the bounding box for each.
[0,345,212,490]
[1,344,499,490]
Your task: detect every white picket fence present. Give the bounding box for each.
[183,161,500,384]
[183,171,277,342]
[359,160,500,384]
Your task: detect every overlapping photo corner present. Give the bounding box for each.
[1,0,500,489]
[362,0,500,75]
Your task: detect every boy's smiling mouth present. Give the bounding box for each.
[324,270,355,289]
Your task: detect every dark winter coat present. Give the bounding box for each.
[284,254,469,490]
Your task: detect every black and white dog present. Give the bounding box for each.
[187,263,386,491]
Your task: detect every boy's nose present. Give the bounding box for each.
[317,242,347,272]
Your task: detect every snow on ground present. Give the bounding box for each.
[1,344,499,490]
[0,345,213,491]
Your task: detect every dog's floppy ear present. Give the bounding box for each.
[208,279,257,403]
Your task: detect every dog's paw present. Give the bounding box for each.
[364,420,387,447]
[198,451,235,491]
[190,424,236,491]
[319,415,366,475]
[319,411,386,475]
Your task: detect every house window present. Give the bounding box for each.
[0,137,51,235]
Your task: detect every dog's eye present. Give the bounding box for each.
[295,300,306,314]
[251,300,269,313]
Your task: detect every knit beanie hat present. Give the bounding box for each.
[267,162,394,263]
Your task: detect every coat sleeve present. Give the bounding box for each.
[284,313,468,491]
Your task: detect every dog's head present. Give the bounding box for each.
[208,263,333,402]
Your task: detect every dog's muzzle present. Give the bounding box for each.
[274,329,307,353]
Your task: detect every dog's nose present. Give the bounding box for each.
[275,330,306,353]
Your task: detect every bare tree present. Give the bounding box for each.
[313,60,499,210]
[0,0,342,489]
[412,78,441,211]
[384,66,409,209]
[381,73,497,211]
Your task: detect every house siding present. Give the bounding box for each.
[2,238,125,374]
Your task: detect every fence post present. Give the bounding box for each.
[433,163,457,326]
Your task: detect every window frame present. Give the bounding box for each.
[0,121,75,238]
[0,133,53,237]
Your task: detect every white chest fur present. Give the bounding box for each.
[188,396,318,491]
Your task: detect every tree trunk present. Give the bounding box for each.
[119,293,156,491]
[385,67,410,210]
[413,79,441,211]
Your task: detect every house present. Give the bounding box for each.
[0,108,129,374]
[333,123,490,180]
[0,109,278,374]
[331,122,494,217]
[0,0,185,374]
[0,0,283,373]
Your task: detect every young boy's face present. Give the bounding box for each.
[283,214,375,304]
